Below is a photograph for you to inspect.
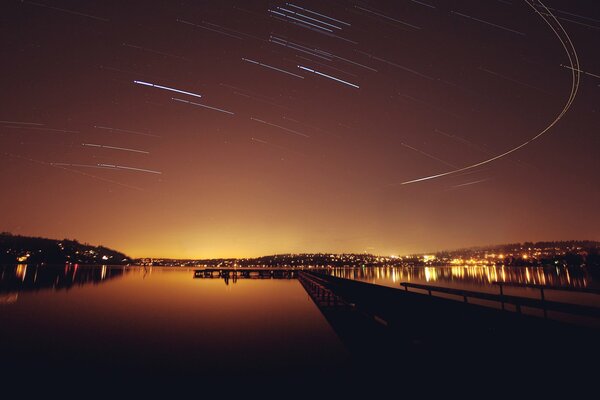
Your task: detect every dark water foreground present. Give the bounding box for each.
[0,264,598,392]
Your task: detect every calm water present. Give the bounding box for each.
[327,265,600,308]
[2,264,599,382]
[0,265,348,378]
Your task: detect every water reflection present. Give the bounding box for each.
[0,264,126,301]
[328,264,594,290]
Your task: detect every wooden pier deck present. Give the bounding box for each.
[194,268,298,279]
[299,271,600,369]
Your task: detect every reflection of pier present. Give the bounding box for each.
[194,268,298,279]
[299,271,600,367]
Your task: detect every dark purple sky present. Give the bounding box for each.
[1,0,599,258]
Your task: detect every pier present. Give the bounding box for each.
[299,271,600,367]
[194,268,298,279]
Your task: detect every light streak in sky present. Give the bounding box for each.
[271,16,355,44]
[400,94,461,119]
[134,80,203,99]
[479,66,551,94]
[400,143,458,168]
[297,65,359,89]
[329,53,377,73]
[434,129,491,154]
[400,0,580,185]
[51,162,161,175]
[548,15,600,31]
[242,58,304,79]
[250,118,310,138]
[172,98,235,115]
[122,43,188,61]
[50,162,118,171]
[560,65,600,80]
[202,21,266,42]
[410,0,436,9]
[270,36,332,61]
[98,164,162,175]
[219,83,294,111]
[276,7,342,30]
[354,6,422,30]
[93,125,160,138]
[7,153,143,191]
[358,50,433,79]
[536,5,600,25]
[285,4,351,27]
[449,179,490,189]
[176,19,244,40]
[251,137,306,156]
[0,121,43,126]
[451,11,526,36]
[81,143,149,154]
[269,10,333,33]
[21,1,109,22]
[1,126,78,134]
[293,55,357,77]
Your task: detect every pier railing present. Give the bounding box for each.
[400,282,600,319]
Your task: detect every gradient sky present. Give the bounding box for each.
[1,0,599,258]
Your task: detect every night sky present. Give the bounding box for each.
[1,0,599,258]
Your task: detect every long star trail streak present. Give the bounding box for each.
[560,65,600,80]
[81,143,150,154]
[219,83,294,111]
[54,162,162,175]
[538,6,600,25]
[7,154,144,191]
[400,143,458,168]
[410,0,436,9]
[451,11,526,36]
[358,51,434,80]
[202,21,266,42]
[134,80,202,99]
[251,137,307,157]
[176,19,244,40]
[277,7,342,30]
[270,37,333,61]
[242,58,305,79]
[0,121,44,126]
[98,164,162,175]
[94,126,160,138]
[1,126,79,134]
[122,43,189,61]
[354,6,422,30]
[293,55,358,77]
[172,98,235,115]
[250,118,310,138]
[448,179,490,190]
[400,0,580,185]
[298,66,360,89]
[51,163,120,171]
[21,1,109,22]
[479,67,552,95]
[286,4,351,27]
[269,10,334,33]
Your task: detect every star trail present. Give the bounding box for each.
[1,0,599,258]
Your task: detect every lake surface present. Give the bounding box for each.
[1,264,599,383]
[0,265,348,378]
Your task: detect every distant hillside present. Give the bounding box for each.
[0,233,130,265]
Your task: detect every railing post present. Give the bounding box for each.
[499,283,505,311]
